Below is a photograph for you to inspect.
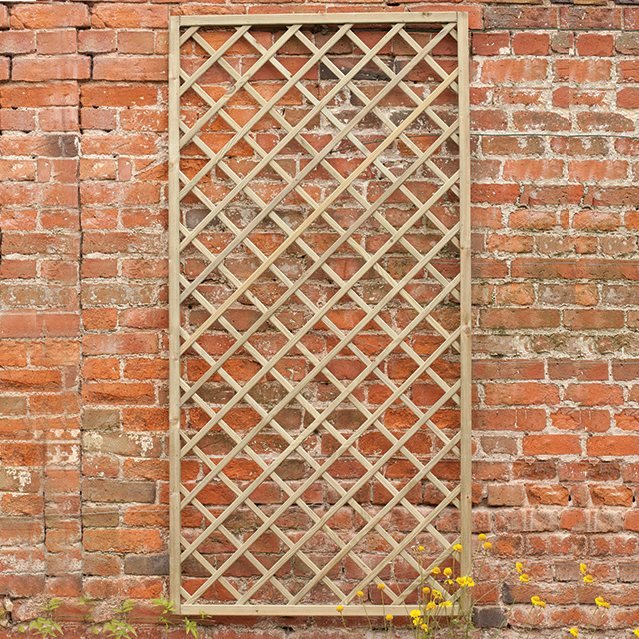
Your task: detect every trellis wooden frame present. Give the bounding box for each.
[168,11,471,617]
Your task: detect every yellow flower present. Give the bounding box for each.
[422,586,430,595]
[594,596,610,609]
[377,583,385,590]
[426,601,437,611]
[568,629,579,638]
[633,629,639,638]
[410,609,422,619]
[431,566,441,575]
[336,605,344,613]
[420,623,428,631]
[443,567,453,577]
[483,541,493,550]
[412,618,421,627]
[515,562,524,574]
[579,563,588,575]
[431,589,442,601]
[456,576,475,588]
[356,590,364,598]
[519,573,530,583]
[583,574,594,584]
[440,600,453,608]
[478,533,487,541]
[385,613,393,622]
[453,543,463,552]
[417,545,425,553]
[531,596,546,608]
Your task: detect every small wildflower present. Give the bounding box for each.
[385,614,393,622]
[431,589,442,601]
[422,586,430,595]
[453,543,463,552]
[356,591,364,598]
[531,596,546,608]
[412,618,421,627]
[456,576,475,588]
[579,563,588,575]
[377,583,385,591]
[519,573,530,583]
[568,629,579,638]
[483,541,493,550]
[583,574,594,584]
[440,600,453,608]
[426,601,437,611]
[420,624,428,632]
[515,562,524,574]
[478,533,487,541]
[431,566,441,575]
[633,630,639,638]
[336,605,344,613]
[409,610,422,619]
[594,596,610,609]
[417,545,425,553]
[443,567,453,577]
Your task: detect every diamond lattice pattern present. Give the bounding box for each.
[172,15,468,614]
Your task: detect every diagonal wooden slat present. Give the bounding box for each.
[168,13,472,616]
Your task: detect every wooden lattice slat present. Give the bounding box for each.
[168,12,471,616]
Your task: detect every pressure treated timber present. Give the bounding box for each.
[168,12,471,616]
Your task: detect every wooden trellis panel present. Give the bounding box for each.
[168,12,471,616]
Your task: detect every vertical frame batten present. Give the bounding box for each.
[456,10,473,615]
[168,14,183,614]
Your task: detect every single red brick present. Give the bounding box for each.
[487,484,525,507]
[563,310,625,330]
[481,58,548,83]
[0,82,79,107]
[39,107,79,132]
[548,361,609,381]
[37,29,77,54]
[12,56,90,81]
[480,309,560,329]
[559,6,622,30]
[83,382,155,404]
[565,384,624,407]
[92,4,168,28]
[588,436,639,457]
[12,4,90,28]
[0,31,35,54]
[84,529,163,553]
[511,33,550,56]
[527,485,570,506]
[472,32,509,56]
[118,31,155,54]
[78,30,114,54]
[485,383,560,406]
[576,33,614,57]
[590,485,633,507]
[92,56,167,81]
[617,87,639,109]
[524,435,582,456]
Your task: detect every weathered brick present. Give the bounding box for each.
[11,4,90,29]
[12,56,91,81]
[84,529,163,553]
[83,479,155,503]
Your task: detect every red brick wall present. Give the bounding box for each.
[1,0,639,635]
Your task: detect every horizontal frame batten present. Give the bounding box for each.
[178,12,459,27]
[180,604,460,617]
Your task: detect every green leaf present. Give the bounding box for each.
[184,619,199,639]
